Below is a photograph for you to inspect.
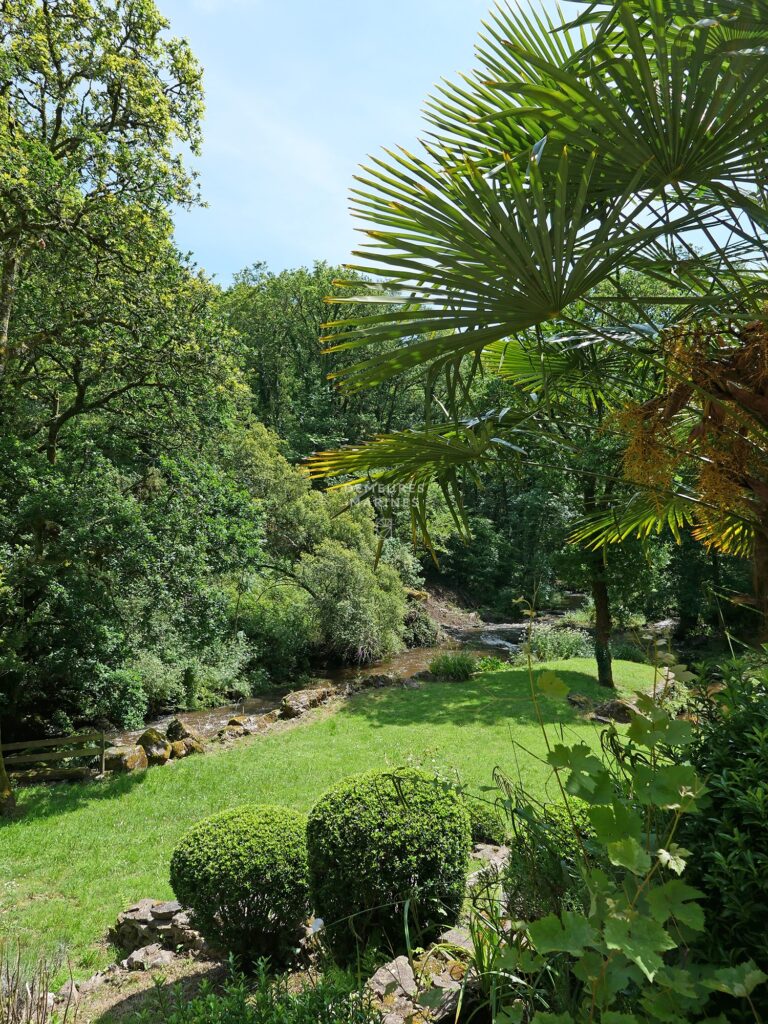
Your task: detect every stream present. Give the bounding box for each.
[111,618,531,746]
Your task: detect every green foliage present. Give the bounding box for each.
[463,794,508,845]
[428,652,476,681]
[682,659,768,993]
[102,670,149,731]
[299,540,406,665]
[464,673,767,1022]
[524,625,594,663]
[609,640,650,665]
[220,263,423,459]
[139,963,378,1024]
[505,800,596,920]
[306,768,471,957]
[402,601,440,649]
[169,806,310,964]
[476,654,509,672]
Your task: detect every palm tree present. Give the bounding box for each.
[308,0,768,641]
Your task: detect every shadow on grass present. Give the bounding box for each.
[342,666,613,729]
[0,766,149,826]
[91,960,228,1024]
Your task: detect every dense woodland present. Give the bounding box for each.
[3,2,768,1022]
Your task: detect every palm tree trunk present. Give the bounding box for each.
[590,557,614,688]
[752,528,768,643]
[0,720,16,817]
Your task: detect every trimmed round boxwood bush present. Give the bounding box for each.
[170,804,310,963]
[307,769,472,957]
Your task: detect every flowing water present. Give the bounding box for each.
[111,620,530,745]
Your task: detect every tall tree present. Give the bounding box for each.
[308,0,768,645]
[0,0,204,816]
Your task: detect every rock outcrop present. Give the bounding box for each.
[111,898,208,955]
[104,745,148,773]
[279,686,335,719]
[136,728,172,765]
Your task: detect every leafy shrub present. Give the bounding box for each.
[524,623,593,662]
[170,805,310,963]
[463,794,508,844]
[428,651,476,681]
[475,654,508,672]
[307,768,471,957]
[146,963,379,1024]
[466,686,767,1022]
[402,601,440,648]
[235,584,314,681]
[610,638,650,663]
[683,659,768,986]
[101,668,148,728]
[379,537,425,589]
[504,799,596,920]
[299,540,406,664]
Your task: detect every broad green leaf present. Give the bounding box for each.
[573,952,637,1007]
[538,670,570,699]
[531,1014,574,1023]
[416,987,447,1010]
[604,914,677,981]
[528,910,597,956]
[607,837,652,876]
[702,962,768,998]
[632,763,705,810]
[497,1005,525,1023]
[589,802,643,844]
[548,743,614,804]
[646,880,705,931]
[601,1014,642,1023]
[657,845,691,876]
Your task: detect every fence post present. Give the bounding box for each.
[100,731,106,776]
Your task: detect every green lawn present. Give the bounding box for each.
[0,659,656,974]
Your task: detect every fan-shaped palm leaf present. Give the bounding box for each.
[323,147,685,393]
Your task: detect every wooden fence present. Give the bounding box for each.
[0,730,107,780]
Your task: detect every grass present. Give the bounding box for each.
[0,658,656,975]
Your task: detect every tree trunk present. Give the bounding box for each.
[0,720,16,817]
[0,247,20,376]
[590,552,614,689]
[752,528,768,642]
[583,473,615,689]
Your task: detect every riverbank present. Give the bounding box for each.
[0,657,656,975]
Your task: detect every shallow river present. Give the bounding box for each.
[111,620,529,745]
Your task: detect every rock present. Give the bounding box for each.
[411,670,436,682]
[122,943,175,971]
[592,699,636,724]
[217,723,245,740]
[170,740,188,759]
[402,677,423,689]
[183,736,205,755]
[136,728,172,765]
[227,715,250,728]
[104,744,148,773]
[567,692,593,711]
[367,955,417,1001]
[468,843,511,886]
[252,710,278,731]
[166,717,203,743]
[279,686,335,719]
[438,926,473,953]
[78,973,106,995]
[359,674,401,689]
[56,981,80,1006]
[151,900,182,920]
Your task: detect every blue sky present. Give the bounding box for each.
[160,0,495,282]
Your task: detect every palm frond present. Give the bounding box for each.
[570,486,754,556]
